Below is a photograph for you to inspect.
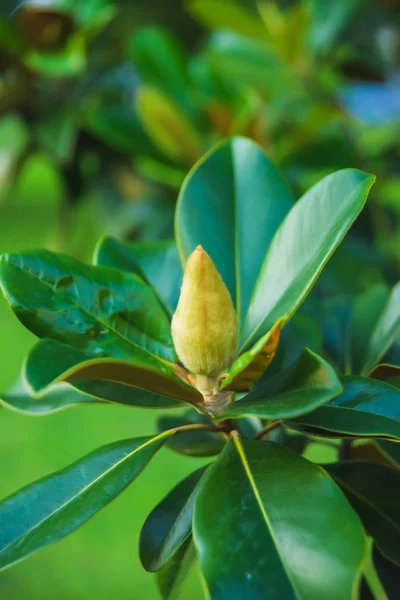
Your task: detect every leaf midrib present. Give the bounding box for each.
[232,435,301,599]
[0,433,170,560]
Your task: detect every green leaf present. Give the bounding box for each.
[193,437,366,599]
[241,169,375,350]
[0,249,176,363]
[372,546,399,599]
[307,0,361,54]
[157,539,196,600]
[140,466,207,572]
[0,432,172,571]
[175,137,293,330]
[217,349,342,421]
[136,86,203,165]
[1,374,181,415]
[325,461,400,566]
[0,377,99,415]
[95,237,182,316]
[129,27,193,114]
[377,440,400,469]
[359,282,400,376]
[158,411,225,457]
[289,377,400,441]
[349,285,390,375]
[24,339,202,406]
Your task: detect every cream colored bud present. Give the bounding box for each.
[172,246,238,385]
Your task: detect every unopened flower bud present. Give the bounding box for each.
[171,246,237,391]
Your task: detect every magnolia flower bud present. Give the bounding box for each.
[172,246,237,392]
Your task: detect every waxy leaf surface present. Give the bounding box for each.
[0,434,170,571]
[193,438,366,599]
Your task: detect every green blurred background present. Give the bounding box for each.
[0,0,399,597]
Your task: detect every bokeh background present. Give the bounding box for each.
[0,0,399,598]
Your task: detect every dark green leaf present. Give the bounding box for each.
[378,440,400,469]
[140,466,207,572]
[24,339,202,406]
[0,249,175,362]
[289,377,400,441]
[157,538,196,600]
[175,136,293,330]
[349,284,390,375]
[0,432,172,571]
[158,411,224,457]
[241,169,375,351]
[325,461,400,565]
[360,282,400,376]
[0,377,98,415]
[217,349,342,421]
[193,437,366,599]
[372,546,399,599]
[95,237,182,316]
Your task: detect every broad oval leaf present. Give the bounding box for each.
[193,437,366,599]
[241,169,375,350]
[289,376,400,441]
[95,237,182,316]
[175,136,293,330]
[216,349,342,422]
[360,282,400,376]
[325,461,400,565]
[140,466,207,572]
[348,284,389,375]
[158,411,225,457]
[0,376,99,415]
[156,538,196,600]
[0,249,176,362]
[372,545,399,600]
[24,339,203,407]
[1,375,181,415]
[0,433,172,571]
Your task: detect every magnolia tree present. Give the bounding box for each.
[0,138,400,599]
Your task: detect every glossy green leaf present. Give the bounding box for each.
[0,432,172,571]
[0,249,176,362]
[217,349,342,421]
[1,374,181,414]
[360,282,400,376]
[376,440,400,470]
[95,237,182,316]
[24,339,202,406]
[140,466,207,572]
[158,411,224,457]
[157,539,196,600]
[241,169,375,350]
[348,285,389,375]
[193,437,366,599]
[372,546,399,600]
[289,377,400,441]
[175,136,293,329]
[325,461,400,565]
[0,377,99,415]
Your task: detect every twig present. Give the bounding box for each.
[255,420,283,440]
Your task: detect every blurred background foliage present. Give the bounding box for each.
[0,0,399,598]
